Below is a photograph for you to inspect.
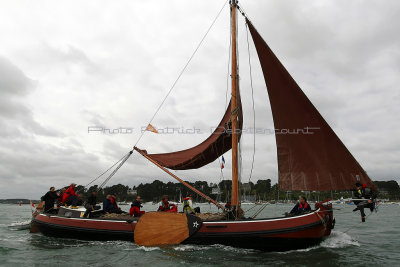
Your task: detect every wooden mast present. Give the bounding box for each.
[230,0,239,209]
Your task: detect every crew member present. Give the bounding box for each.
[109,195,122,213]
[183,194,200,214]
[352,182,376,222]
[225,201,232,211]
[103,194,112,213]
[158,195,171,211]
[57,188,66,207]
[130,196,145,217]
[41,186,58,213]
[62,183,78,206]
[84,191,100,217]
[289,196,311,215]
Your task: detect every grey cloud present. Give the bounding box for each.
[0,57,63,138]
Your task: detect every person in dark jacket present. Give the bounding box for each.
[289,196,311,215]
[84,191,100,217]
[225,201,232,211]
[352,182,376,222]
[56,188,66,207]
[41,187,58,213]
[110,195,122,213]
[103,194,113,213]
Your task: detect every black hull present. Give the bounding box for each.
[33,218,324,251]
[32,219,133,241]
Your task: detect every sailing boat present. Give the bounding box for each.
[31,1,375,251]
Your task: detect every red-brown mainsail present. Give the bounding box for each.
[246,19,375,191]
[136,96,243,170]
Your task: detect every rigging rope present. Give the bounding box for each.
[98,151,133,190]
[83,152,131,189]
[225,17,232,109]
[133,0,229,148]
[245,22,256,184]
[252,203,268,218]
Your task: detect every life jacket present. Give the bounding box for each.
[183,197,191,208]
[159,201,170,211]
[168,204,178,213]
[183,197,194,213]
[299,202,309,209]
[130,206,141,216]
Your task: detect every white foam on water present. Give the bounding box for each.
[173,244,256,254]
[320,230,360,248]
[135,245,161,251]
[174,245,208,251]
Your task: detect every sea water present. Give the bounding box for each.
[0,202,399,266]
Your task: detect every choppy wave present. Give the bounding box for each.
[321,231,359,248]
[134,246,161,251]
[173,244,256,254]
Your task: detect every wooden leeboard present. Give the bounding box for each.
[134,212,201,246]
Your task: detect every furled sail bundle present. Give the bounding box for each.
[246,19,376,191]
[136,96,243,170]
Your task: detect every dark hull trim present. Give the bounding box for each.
[185,220,326,251]
[199,220,323,237]
[32,219,134,241]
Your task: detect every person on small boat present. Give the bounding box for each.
[62,183,79,206]
[289,196,311,215]
[103,194,113,213]
[76,194,84,206]
[158,195,171,211]
[130,196,145,217]
[56,188,66,207]
[183,194,200,214]
[352,182,376,222]
[157,195,177,212]
[109,195,122,213]
[225,201,232,211]
[84,191,101,217]
[41,187,58,213]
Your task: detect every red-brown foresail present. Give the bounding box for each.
[135,97,243,170]
[246,19,375,191]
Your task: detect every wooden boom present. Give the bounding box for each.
[134,146,226,211]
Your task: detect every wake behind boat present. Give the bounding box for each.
[8,220,31,231]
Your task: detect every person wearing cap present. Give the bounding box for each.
[352,182,376,222]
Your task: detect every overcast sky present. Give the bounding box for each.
[0,0,399,199]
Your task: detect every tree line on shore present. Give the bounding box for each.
[70,179,400,203]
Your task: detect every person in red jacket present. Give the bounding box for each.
[129,196,145,217]
[109,195,122,213]
[62,183,78,206]
[157,195,178,212]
